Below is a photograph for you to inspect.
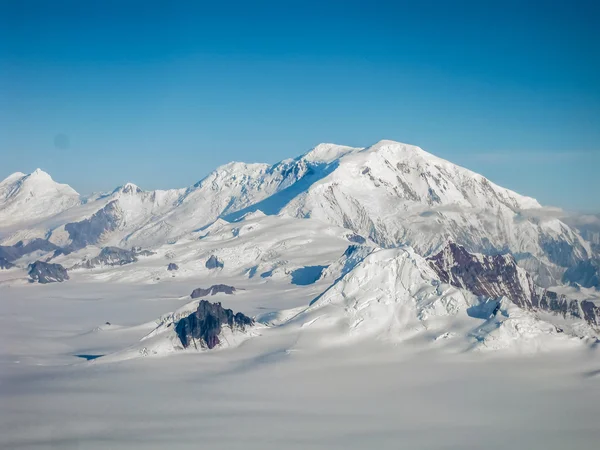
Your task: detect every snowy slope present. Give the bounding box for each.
[0,169,80,228]
[288,247,584,352]
[280,140,590,285]
[0,140,591,287]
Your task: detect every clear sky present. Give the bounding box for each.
[1,0,599,211]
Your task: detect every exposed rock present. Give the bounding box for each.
[64,200,121,251]
[190,284,236,298]
[28,260,69,283]
[77,246,155,268]
[427,242,537,310]
[562,259,600,288]
[131,246,155,257]
[428,242,600,328]
[167,263,179,271]
[0,257,15,269]
[175,300,254,349]
[205,255,224,269]
[0,239,60,262]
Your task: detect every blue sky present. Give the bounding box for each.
[1,0,599,210]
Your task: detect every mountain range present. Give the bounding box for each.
[1,140,595,286]
[1,139,599,356]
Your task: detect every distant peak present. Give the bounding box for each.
[115,182,142,195]
[366,139,423,153]
[302,143,362,163]
[28,168,52,179]
[205,161,270,182]
[1,171,26,184]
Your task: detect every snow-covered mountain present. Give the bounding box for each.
[0,140,594,287]
[0,169,80,229]
[279,140,591,286]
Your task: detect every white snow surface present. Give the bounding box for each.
[0,211,599,449]
[1,141,600,449]
[0,140,591,287]
[0,169,80,229]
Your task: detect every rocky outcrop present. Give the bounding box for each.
[562,259,600,288]
[0,239,60,262]
[28,261,69,283]
[427,242,538,310]
[0,257,15,269]
[191,284,236,298]
[64,200,121,251]
[77,246,155,268]
[536,290,600,327]
[205,255,224,269]
[175,300,253,349]
[428,242,600,328]
[167,263,179,271]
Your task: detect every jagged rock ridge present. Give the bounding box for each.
[427,243,600,328]
[175,300,254,349]
[76,246,155,268]
[28,261,69,283]
[190,285,236,298]
[0,239,60,262]
[0,257,15,269]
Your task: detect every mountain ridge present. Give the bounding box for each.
[0,140,596,287]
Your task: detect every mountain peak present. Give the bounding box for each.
[26,168,54,181]
[302,143,361,164]
[114,183,142,195]
[363,139,426,157]
[0,172,26,185]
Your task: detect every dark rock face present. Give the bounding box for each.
[428,242,600,328]
[540,235,586,268]
[0,239,60,262]
[78,246,154,268]
[427,242,537,310]
[581,301,600,327]
[64,200,121,251]
[0,257,15,269]
[175,300,253,349]
[28,261,69,283]
[205,255,224,269]
[562,259,600,288]
[167,263,179,271]
[190,284,236,298]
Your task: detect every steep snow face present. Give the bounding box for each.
[0,169,80,228]
[128,144,362,245]
[289,246,588,351]
[280,140,589,285]
[300,247,474,344]
[45,184,185,249]
[1,141,589,287]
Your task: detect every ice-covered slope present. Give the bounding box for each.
[0,169,80,228]
[0,140,590,287]
[125,144,362,246]
[290,247,585,352]
[46,183,185,249]
[280,140,590,285]
[1,144,359,248]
